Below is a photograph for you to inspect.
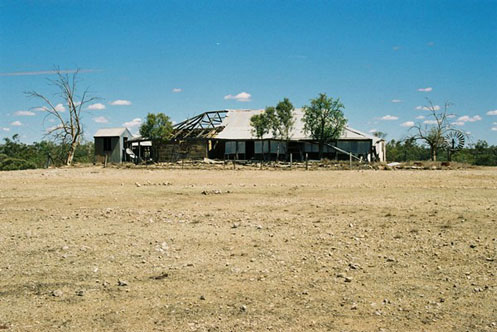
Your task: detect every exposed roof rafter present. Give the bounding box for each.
[171,110,228,140]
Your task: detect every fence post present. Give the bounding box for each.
[349,153,352,169]
[290,153,293,168]
[305,153,309,170]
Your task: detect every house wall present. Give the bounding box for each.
[254,140,287,154]
[155,138,384,162]
[94,136,121,163]
[225,141,246,154]
[158,140,208,161]
[336,140,372,156]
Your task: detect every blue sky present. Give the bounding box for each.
[1,0,496,144]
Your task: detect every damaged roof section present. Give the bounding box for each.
[171,111,228,140]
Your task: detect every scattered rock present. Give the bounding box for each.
[348,263,360,270]
[117,279,128,286]
[152,272,169,280]
[201,190,223,195]
[51,289,63,297]
[200,295,205,300]
[344,277,353,283]
[240,305,247,312]
[76,290,85,296]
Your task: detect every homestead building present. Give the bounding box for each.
[94,109,386,163]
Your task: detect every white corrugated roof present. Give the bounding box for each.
[94,127,130,137]
[215,109,378,141]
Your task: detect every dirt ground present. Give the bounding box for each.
[0,167,495,331]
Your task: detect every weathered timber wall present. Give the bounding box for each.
[158,140,207,161]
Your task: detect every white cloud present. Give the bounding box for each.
[1,127,10,132]
[224,92,252,102]
[93,116,109,124]
[400,121,415,127]
[416,105,440,111]
[88,103,106,110]
[123,118,142,128]
[415,115,425,119]
[423,120,438,125]
[14,110,36,116]
[10,121,22,126]
[487,110,497,116]
[380,115,398,121]
[54,103,66,112]
[368,129,377,133]
[172,88,182,93]
[491,127,497,131]
[110,99,132,106]
[447,114,456,118]
[493,122,497,125]
[417,87,433,92]
[457,115,482,123]
[391,99,402,103]
[451,121,465,126]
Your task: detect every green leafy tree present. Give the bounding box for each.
[472,140,497,165]
[274,98,296,159]
[139,113,174,143]
[275,98,295,140]
[262,106,282,159]
[264,107,279,137]
[386,138,430,162]
[139,113,174,161]
[302,93,347,159]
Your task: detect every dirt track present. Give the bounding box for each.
[0,167,496,331]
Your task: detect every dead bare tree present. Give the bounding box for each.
[409,99,465,161]
[26,69,97,165]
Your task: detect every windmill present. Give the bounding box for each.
[445,131,465,161]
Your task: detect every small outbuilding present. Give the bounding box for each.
[94,127,132,163]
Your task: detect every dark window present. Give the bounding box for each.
[103,137,112,151]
